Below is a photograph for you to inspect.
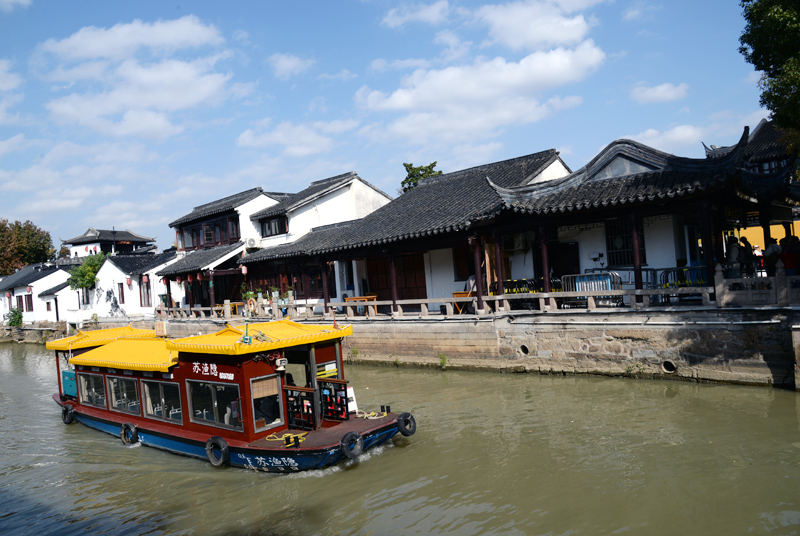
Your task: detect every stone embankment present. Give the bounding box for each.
[4,308,799,390]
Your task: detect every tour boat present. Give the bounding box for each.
[48,320,416,472]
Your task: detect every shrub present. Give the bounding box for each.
[4,307,22,327]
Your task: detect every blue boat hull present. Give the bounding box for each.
[61,400,401,473]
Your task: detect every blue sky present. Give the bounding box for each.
[0,0,767,250]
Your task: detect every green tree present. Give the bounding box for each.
[0,219,55,276]
[740,0,800,132]
[68,252,106,290]
[400,161,443,193]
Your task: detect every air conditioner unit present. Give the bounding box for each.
[246,238,257,248]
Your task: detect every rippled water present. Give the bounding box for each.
[1,342,800,535]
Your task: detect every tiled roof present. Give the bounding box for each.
[62,228,155,245]
[0,264,64,291]
[496,132,774,215]
[250,172,363,221]
[157,242,243,276]
[38,281,70,297]
[107,249,177,275]
[705,119,790,163]
[170,188,267,228]
[241,150,559,261]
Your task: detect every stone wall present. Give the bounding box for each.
[341,310,798,388]
[4,309,797,389]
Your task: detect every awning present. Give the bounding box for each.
[70,338,177,372]
[166,319,353,355]
[46,326,156,351]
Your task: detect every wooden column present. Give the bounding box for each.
[539,227,551,293]
[389,254,399,313]
[701,202,716,295]
[322,262,330,314]
[630,212,643,303]
[493,231,505,296]
[165,279,172,309]
[208,271,215,307]
[759,205,773,245]
[470,236,485,312]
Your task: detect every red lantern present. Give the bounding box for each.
[162,278,168,285]
[126,277,132,286]
[176,276,182,284]
[187,274,194,283]
[142,275,148,283]
[26,286,32,293]
[241,265,248,275]
[197,272,203,281]
[85,246,89,252]
[5,291,10,298]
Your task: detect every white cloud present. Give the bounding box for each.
[0,94,22,125]
[628,124,706,153]
[0,133,29,158]
[268,53,315,80]
[622,2,660,22]
[435,30,471,61]
[359,41,604,112]
[476,1,595,51]
[45,55,232,139]
[319,69,358,81]
[382,0,450,28]
[0,59,22,91]
[237,119,359,157]
[630,82,689,103]
[357,40,603,144]
[370,58,431,72]
[0,0,30,12]
[38,16,224,61]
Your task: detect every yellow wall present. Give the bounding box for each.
[739,222,800,248]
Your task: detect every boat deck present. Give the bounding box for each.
[247,413,397,450]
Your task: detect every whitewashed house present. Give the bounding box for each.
[80,250,179,321]
[0,263,71,324]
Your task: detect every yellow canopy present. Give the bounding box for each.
[166,319,352,355]
[69,338,177,372]
[46,326,156,351]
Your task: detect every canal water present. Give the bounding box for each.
[1,342,799,536]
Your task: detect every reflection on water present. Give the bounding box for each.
[1,342,799,535]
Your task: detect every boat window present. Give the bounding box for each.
[107,376,141,415]
[142,380,182,423]
[251,375,283,432]
[77,372,106,408]
[187,380,242,430]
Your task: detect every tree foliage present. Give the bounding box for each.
[400,161,443,193]
[0,219,55,276]
[740,0,800,133]
[68,252,106,290]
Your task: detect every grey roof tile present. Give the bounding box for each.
[170,188,268,228]
[157,242,243,276]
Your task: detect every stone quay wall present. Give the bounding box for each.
[4,308,798,389]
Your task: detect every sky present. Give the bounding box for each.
[0,0,768,250]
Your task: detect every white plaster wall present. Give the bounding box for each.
[426,248,465,301]
[238,195,279,244]
[288,184,353,239]
[21,270,70,323]
[70,243,101,258]
[349,180,392,218]
[508,249,536,280]
[642,216,678,270]
[526,159,571,185]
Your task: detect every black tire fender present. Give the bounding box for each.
[120,422,139,445]
[340,431,364,459]
[205,436,230,467]
[397,412,417,437]
[61,404,75,425]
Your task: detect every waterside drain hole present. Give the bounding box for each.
[520,345,529,355]
[661,360,677,373]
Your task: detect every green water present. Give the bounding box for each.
[1,342,799,535]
